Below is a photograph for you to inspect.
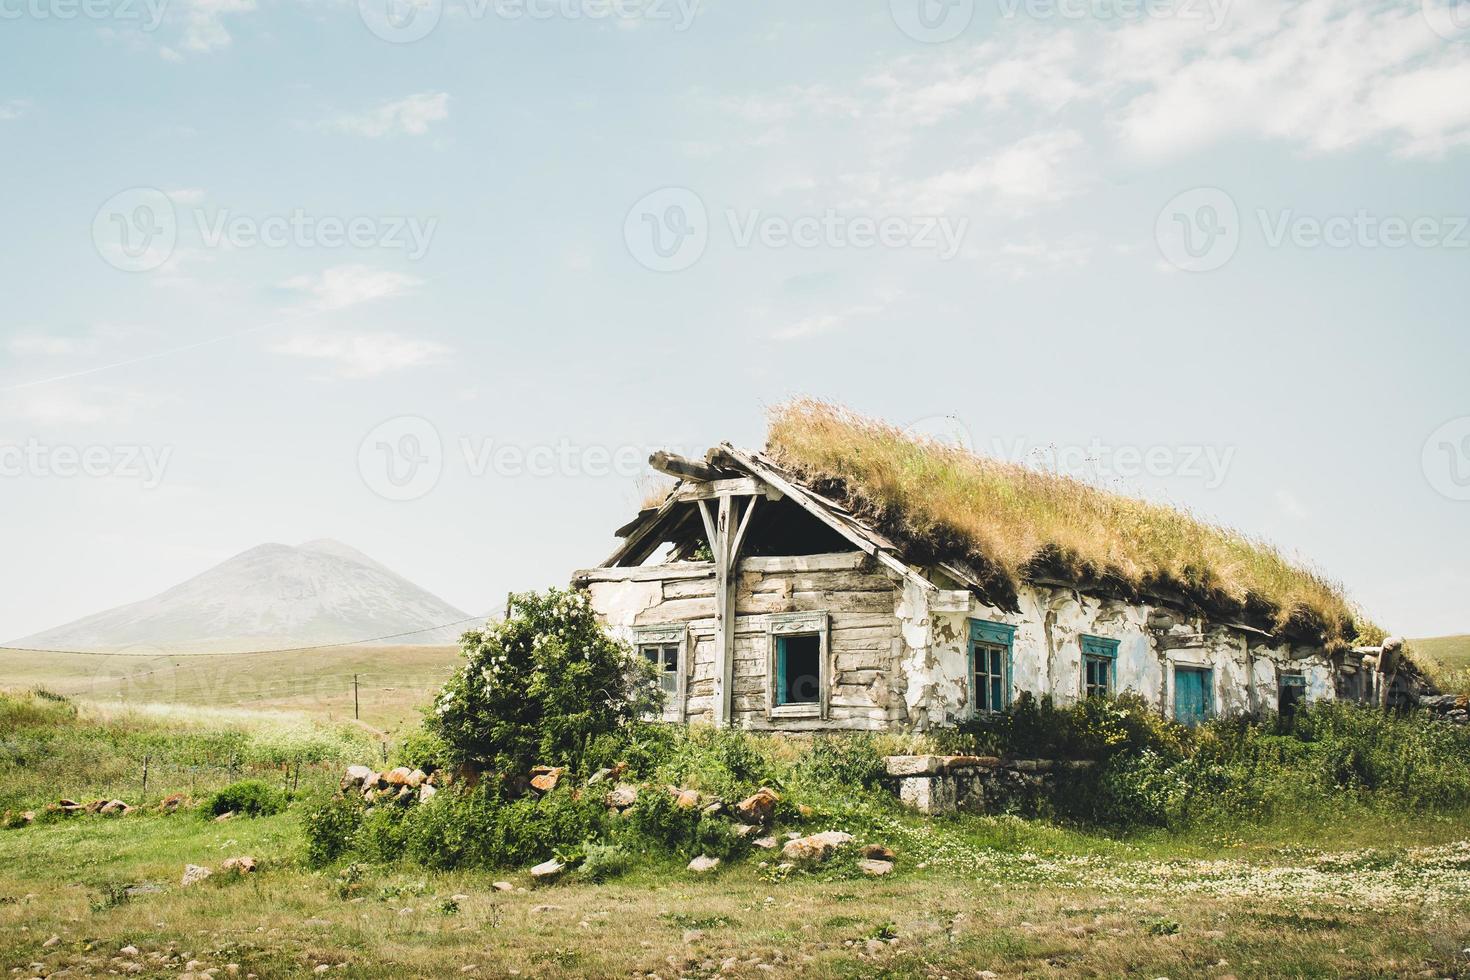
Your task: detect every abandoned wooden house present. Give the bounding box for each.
[572,409,1395,732]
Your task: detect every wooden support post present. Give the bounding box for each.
[353,674,360,721]
[706,494,752,728]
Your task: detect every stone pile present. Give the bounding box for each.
[885,754,1095,814]
[341,765,439,807]
[1418,694,1470,725]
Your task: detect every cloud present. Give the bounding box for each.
[769,287,903,342]
[989,236,1096,280]
[268,332,448,378]
[179,0,257,54]
[0,385,147,425]
[329,93,450,139]
[0,99,32,121]
[281,265,423,312]
[1102,0,1470,160]
[890,130,1091,214]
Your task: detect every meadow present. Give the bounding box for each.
[4,678,1470,978]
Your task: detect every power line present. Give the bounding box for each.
[0,617,485,659]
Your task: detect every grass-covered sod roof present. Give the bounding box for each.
[766,400,1380,650]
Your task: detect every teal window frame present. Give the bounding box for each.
[968,619,1016,715]
[767,611,830,720]
[774,634,822,707]
[1081,634,1119,698]
[1172,664,1215,726]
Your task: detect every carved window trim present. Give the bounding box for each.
[766,610,829,721]
[634,623,688,722]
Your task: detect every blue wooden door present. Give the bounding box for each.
[1173,667,1212,726]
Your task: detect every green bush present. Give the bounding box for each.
[576,843,630,882]
[427,588,660,781]
[201,779,287,818]
[303,794,363,867]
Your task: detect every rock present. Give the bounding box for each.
[731,824,758,839]
[780,831,854,863]
[884,755,943,777]
[42,936,59,948]
[857,859,894,876]
[18,810,35,825]
[119,946,139,957]
[382,767,414,787]
[682,929,704,944]
[733,787,780,824]
[753,837,778,850]
[181,865,212,887]
[313,965,330,974]
[213,812,234,823]
[341,765,375,792]
[492,881,513,892]
[99,800,129,816]
[671,787,701,809]
[530,859,564,880]
[859,844,896,861]
[85,798,109,814]
[220,856,257,875]
[530,904,565,914]
[418,784,437,803]
[687,855,720,873]
[586,768,613,785]
[701,800,726,818]
[407,769,428,789]
[605,784,639,809]
[530,767,566,793]
[124,884,163,897]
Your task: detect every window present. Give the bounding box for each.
[1172,665,1214,726]
[776,634,821,705]
[767,611,829,718]
[1081,635,1119,698]
[1279,672,1307,718]
[640,643,680,696]
[969,619,1016,715]
[632,624,686,719]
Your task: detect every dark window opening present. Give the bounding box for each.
[1279,672,1306,718]
[973,642,1007,713]
[777,633,821,706]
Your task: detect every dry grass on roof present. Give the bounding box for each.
[766,399,1380,649]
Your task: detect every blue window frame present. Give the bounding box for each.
[1173,665,1214,726]
[1081,635,1119,698]
[968,619,1016,714]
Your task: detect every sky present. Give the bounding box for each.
[1,0,1469,643]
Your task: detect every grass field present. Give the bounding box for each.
[0,644,461,734]
[4,792,1470,977]
[1413,635,1470,695]
[6,648,1470,977]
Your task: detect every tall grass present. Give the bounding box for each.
[767,399,1379,648]
[0,689,377,811]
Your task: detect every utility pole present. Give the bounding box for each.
[353,674,360,720]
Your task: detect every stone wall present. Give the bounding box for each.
[884,754,1096,815]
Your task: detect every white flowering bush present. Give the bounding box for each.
[427,588,657,782]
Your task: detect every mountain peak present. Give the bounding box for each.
[11,541,474,654]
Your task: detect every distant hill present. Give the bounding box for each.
[9,540,477,654]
